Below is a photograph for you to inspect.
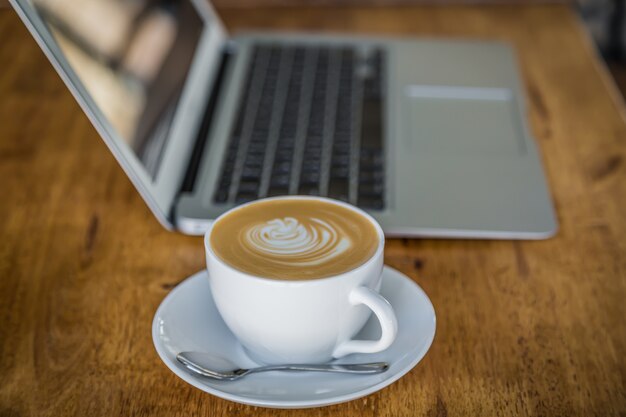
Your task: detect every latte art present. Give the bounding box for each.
[209,198,380,280]
[243,217,351,266]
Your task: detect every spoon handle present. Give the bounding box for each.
[250,362,389,375]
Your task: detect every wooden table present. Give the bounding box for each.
[1,4,625,416]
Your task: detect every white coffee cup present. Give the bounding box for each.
[204,196,397,364]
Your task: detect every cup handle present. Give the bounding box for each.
[332,286,398,358]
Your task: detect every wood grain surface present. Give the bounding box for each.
[1,4,625,416]
[211,0,571,8]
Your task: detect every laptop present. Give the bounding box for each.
[9,0,557,238]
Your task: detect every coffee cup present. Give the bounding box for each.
[204,196,397,364]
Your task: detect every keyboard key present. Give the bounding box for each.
[236,194,256,204]
[238,181,259,193]
[358,197,384,210]
[270,174,290,188]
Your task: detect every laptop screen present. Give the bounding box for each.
[30,0,204,178]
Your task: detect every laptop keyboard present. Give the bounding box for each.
[213,44,385,210]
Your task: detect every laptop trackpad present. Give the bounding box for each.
[404,86,525,156]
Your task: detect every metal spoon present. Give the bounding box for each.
[176,351,389,381]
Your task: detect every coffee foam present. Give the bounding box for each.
[244,217,351,266]
[209,199,379,280]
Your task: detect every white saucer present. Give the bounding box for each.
[152,266,436,409]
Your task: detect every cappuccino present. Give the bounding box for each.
[209,198,379,280]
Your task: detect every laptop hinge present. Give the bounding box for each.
[179,45,234,195]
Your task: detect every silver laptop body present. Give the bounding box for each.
[10,0,557,238]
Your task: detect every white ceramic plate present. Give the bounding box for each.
[152,266,436,409]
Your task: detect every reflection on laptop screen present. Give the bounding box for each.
[31,0,203,178]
